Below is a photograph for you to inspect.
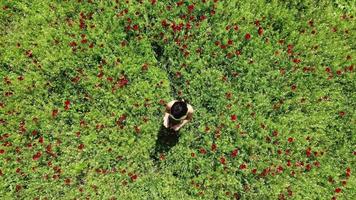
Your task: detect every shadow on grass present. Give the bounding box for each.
[150,124,180,164]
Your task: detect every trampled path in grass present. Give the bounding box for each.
[0,0,355,199]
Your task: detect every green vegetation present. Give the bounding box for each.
[0,0,355,199]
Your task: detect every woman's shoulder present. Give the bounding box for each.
[187,104,194,113]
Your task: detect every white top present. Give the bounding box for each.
[163,100,194,129]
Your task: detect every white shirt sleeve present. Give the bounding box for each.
[188,104,194,113]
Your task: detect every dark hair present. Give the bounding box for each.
[171,101,188,119]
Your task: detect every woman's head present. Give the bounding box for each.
[170,101,188,120]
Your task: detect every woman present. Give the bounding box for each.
[163,99,194,131]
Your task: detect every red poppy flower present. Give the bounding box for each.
[251,168,257,174]
[231,149,238,158]
[272,130,278,137]
[305,164,312,171]
[187,4,194,13]
[106,76,113,82]
[133,24,139,31]
[293,58,301,63]
[228,39,233,45]
[279,68,286,75]
[277,149,282,155]
[288,137,294,143]
[313,151,319,157]
[31,130,37,136]
[239,163,247,170]
[69,41,77,47]
[159,153,165,160]
[161,19,169,28]
[276,166,283,173]
[125,25,131,31]
[191,152,195,157]
[306,147,312,157]
[346,167,351,177]
[291,84,297,91]
[17,75,24,81]
[97,71,104,78]
[220,157,226,165]
[0,149,5,154]
[335,188,341,193]
[341,180,347,186]
[211,143,217,151]
[117,75,129,88]
[78,144,84,150]
[255,20,260,26]
[258,27,264,36]
[260,167,271,177]
[226,52,234,59]
[205,126,210,132]
[231,114,237,121]
[16,168,21,173]
[65,178,71,185]
[199,148,207,154]
[16,184,22,192]
[287,160,292,167]
[33,151,42,161]
[313,161,320,167]
[245,33,251,40]
[130,174,138,181]
[346,167,351,173]
[186,22,191,29]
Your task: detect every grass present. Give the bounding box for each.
[0,0,355,199]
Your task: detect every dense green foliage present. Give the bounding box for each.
[0,0,355,199]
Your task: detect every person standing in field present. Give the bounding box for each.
[163,99,194,131]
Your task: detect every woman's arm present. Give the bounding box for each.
[163,112,170,128]
[163,100,176,128]
[171,119,189,131]
[185,105,194,121]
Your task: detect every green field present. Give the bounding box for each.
[0,0,355,199]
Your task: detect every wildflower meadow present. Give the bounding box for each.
[0,0,355,199]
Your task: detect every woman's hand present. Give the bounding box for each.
[171,119,189,131]
[171,124,181,131]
